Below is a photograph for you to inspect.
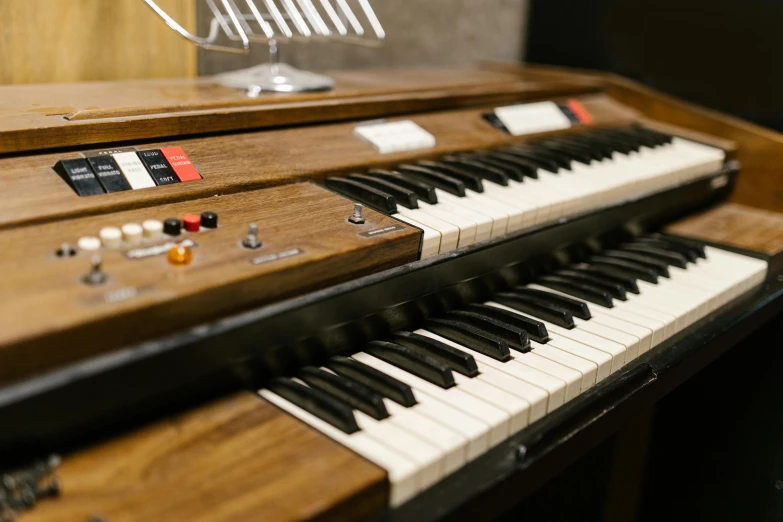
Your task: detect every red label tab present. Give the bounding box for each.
[566,99,593,125]
[160,147,201,182]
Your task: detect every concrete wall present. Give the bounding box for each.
[197,0,529,74]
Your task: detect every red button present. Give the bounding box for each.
[566,99,593,125]
[160,146,201,182]
[183,214,201,232]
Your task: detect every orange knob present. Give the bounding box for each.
[167,244,193,266]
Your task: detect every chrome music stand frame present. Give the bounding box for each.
[142,0,385,95]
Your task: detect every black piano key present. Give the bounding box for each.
[553,136,605,162]
[480,150,552,176]
[523,144,573,170]
[589,131,634,155]
[325,177,397,214]
[396,165,466,197]
[417,161,485,193]
[619,244,689,268]
[498,147,560,173]
[445,310,531,352]
[440,156,510,186]
[589,257,659,284]
[614,127,661,149]
[537,275,615,308]
[650,234,707,259]
[602,250,671,278]
[348,174,419,209]
[511,286,593,320]
[299,366,390,420]
[493,292,576,329]
[632,124,673,145]
[554,269,628,300]
[391,331,479,377]
[268,377,360,434]
[537,139,594,165]
[601,129,642,152]
[327,356,416,407]
[563,134,615,160]
[368,169,438,204]
[425,318,512,362]
[566,265,641,294]
[634,237,699,262]
[365,340,456,389]
[464,303,550,343]
[464,153,531,181]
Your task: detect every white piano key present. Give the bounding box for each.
[319,366,470,477]
[352,410,444,490]
[513,351,583,402]
[530,342,598,390]
[353,352,510,447]
[485,302,628,371]
[432,198,493,242]
[289,376,445,490]
[436,189,511,238]
[392,214,440,258]
[452,372,531,434]
[481,180,541,228]
[385,400,468,474]
[543,337,612,383]
[403,397,488,462]
[416,201,478,247]
[526,284,642,360]
[260,389,419,506]
[414,329,548,421]
[587,309,655,354]
[397,209,459,253]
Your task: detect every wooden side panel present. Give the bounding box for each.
[666,202,783,257]
[0,0,196,84]
[19,393,388,522]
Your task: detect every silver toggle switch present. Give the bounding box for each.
[242,224,262,249]
[82,255,107,285]
[349,203,366,224]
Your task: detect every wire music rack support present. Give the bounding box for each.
[142,0,385,94]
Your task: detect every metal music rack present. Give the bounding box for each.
[142,0,385,94]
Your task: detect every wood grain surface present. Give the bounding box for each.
[0,183,420,385]
[0,0,196,85]
[17,393,388,522]
[0,93,639,230]
[666,202,783,256]
[0,68,599,153]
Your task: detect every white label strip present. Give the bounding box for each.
[112,151,155,189]
[354,120,436,154]
[494,101,572,136]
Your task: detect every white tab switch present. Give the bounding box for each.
[112,152,155,189]
[354,120,436,154]
[494,101,572,136]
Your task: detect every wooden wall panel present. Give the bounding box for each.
[0,0,197,84]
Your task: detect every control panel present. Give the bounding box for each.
[0,183,421,384]
[54,146,201,196]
